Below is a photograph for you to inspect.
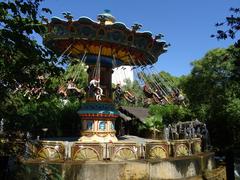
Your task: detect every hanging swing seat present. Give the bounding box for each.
[94,86,104,101]
[89,79,100,88]
[88,46,103,101]
[172,92,185,105]
[114,85,124,96]
[152,93,161,103]
[57,82,85,99]
[124,91,136,103]
[113,85,124,104]
[143,85,153,98]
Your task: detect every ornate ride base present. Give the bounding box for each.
[79,133,118,142]
[78,102,119,142]
[27,137,205,161]
[19,137,226,180]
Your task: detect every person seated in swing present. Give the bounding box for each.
[114,83,124,95]
[177,93,185,102]
[173,89,185,104]
[152,89,162,101]
[67,78,84,94]
[89,78,103,101]
[113,83,124,104]
[36,87,48,99]
[154,89,168,105]
[23,85,34,100]
[56,79,84,99]
[115,83,122,92]
[89,78,100,89]
[58,85,67,98]
[148,87,164,104]
[67,78,77,90]
[124,90,136,103]
[95,86,103,101]
[155,88,163,98]
[143,84,153,98]
[113,84,135,103]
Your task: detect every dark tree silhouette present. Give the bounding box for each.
[211,7,240,47]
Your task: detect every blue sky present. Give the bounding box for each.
[40,0,239,76]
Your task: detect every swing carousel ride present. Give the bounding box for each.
[45,10,185,106]
[18,11,224,180]
[42,10,185,142]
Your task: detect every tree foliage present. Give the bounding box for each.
[182,46,240,150]
[0,1,88,138]
[212,7,240,47]
[144,104,191,131]
[64,60,88,88]
[157,71,180,88]
[0,0,63,121]
[0,0,60,93]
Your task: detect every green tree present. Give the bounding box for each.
[146,104,192,127]
[0,1,90,139]
[0,1,66,178]
[183,46,240,131]
[211,7,240,47]
[211,9,240,178]
[0,0,63,123]
[182,46,240,179]
[157,71,180,88]
[2,59,87,137]
[64,60,88,88]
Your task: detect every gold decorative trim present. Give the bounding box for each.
[73,147,100,161]
[112,147,137,161]
[149,146,167,159]
[193,142,201,154]
[37,146,62,160]
[176,144,189,157]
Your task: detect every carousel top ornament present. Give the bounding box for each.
[43,10,169,66]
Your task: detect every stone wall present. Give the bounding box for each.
[18,153,222,180]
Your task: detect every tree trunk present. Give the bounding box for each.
[225,149,234,180]
[0,156,9,180]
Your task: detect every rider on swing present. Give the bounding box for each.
[89,78,103,101]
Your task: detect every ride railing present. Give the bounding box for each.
[25,138,203,162]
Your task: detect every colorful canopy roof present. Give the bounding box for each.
[43,11,168,66]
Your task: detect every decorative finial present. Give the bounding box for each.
[97,10,116,25]
[97,15,107,25]
[104,9,111,14]
[132,23,142,32]
[164,43,171,48]
[62,12,73,21]
[155,33,164,40]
